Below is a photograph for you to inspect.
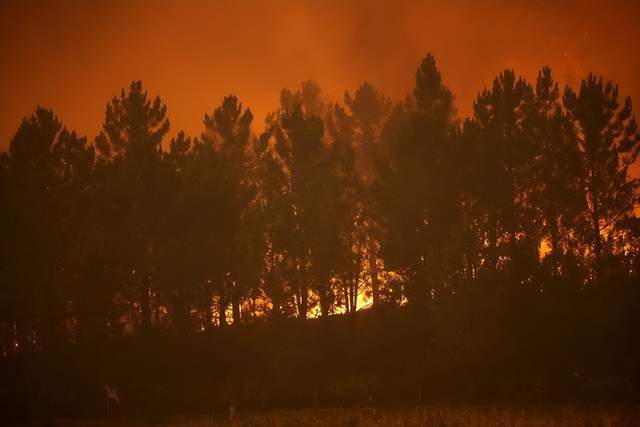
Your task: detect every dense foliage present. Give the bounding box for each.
[1,54,639,417]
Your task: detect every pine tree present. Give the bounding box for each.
[97,81,170,331]
[526,67,584,278]
[202,95,259,325]
[344,82,391,307]
[564,74,640,284]
[375,53,462,303]
[466,69,534,272]
[5,108,62,348]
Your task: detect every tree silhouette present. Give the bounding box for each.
[273,102,334,317]
[326,103,366,313]
[3,108,97,349]
[343,82,391,307]
[564,74,640,284]
[525,67,584,279]
[465,69,535,274]
[202,95,259,325]
[2,56,640,417]
[96,81,170,331]
[375,53,462,303]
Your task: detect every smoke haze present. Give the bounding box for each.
[2,0,639,154]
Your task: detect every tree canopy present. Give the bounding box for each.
[1,54,640,417]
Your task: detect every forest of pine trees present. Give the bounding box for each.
[1,54,640,414]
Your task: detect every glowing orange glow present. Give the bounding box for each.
[1,0,639,176]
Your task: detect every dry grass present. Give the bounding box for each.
[54,405,640,427]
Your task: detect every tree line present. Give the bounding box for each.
[1,53,639,356]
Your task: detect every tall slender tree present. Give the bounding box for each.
[344,82,391,307]
[202,95,260,325]
[564,74,640,284]
[96,81,170,331]
[526,67,584,278]
[376,53,462,302]
[466,69,535,272]
[4,108,62,349]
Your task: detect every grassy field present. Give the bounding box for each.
[52,405,640,427]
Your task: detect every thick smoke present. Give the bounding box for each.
[1,0,639,162]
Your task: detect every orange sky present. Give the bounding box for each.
[1,0,640,156]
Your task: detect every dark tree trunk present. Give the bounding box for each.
[487,208,498,270]
[298,284,308,320]
[368,238,380,306]
[592,210,602,284]
[350,281,357,314]
[548,214,560,276]
[319,286,330,317]
[218,297,228,328]
[231,291,241,325]
[202,289,213,331]
[140,283,152,332]
[153,283,161,326]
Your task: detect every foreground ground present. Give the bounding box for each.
[52,405,640,427]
